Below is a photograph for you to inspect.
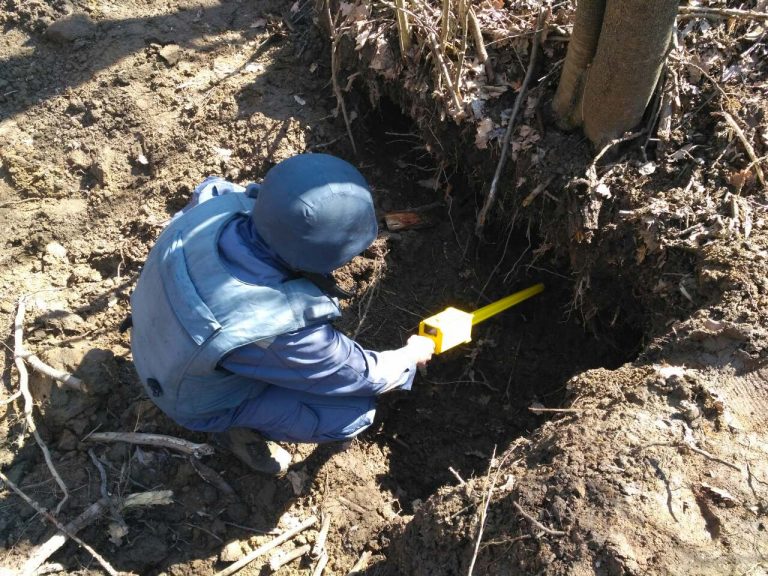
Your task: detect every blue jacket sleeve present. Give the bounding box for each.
[220,324,417,396]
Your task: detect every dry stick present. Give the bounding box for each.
[678,6,768,20]
[14,297,69,514]
[475,10,544,236]
[588,131,644,175]
[453,0,469,90]
[1,390,22,405]
[31,563,66,575]
[190,457,236,497]
[0,470,120,576]
[439,0,450,45]
[528,406,583,414]
[467,445,498,576]
[394,0,411,56]
[348,550,372,574]
[468,8,494,83]
[719,111,766,188]
[16,350,85,391]
[449,466,466,486]
[85,432,214,458]
[269,544,311,572]
[311,513,331,559]
[512,501,566,536]
[213,515,317,576]
[311,552,329,576]
[425,28,464,117]
[681,440,743,473]
[22,491,173,576]
[326,1,357,156]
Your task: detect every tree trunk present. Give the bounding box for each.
[582,0,679,146]
[553,0,679,147]
[552,0,606,128]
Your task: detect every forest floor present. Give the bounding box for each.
[1,0,767,575]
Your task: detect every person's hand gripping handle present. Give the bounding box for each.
[405,334,436,368]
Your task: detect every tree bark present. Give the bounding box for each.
[552,0,606,128]
[581,0,679,146]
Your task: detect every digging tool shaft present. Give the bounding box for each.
[471,283,544,325]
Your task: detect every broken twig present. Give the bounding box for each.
[269,544,311,572]
[718,111,766,188]
[468,8,494,83]
[513,501,566,536]
[678,6,768,21]
[311,513,331,559]
[311,552,329,576]
[214,515,317,576]
[21,490,173,576]
[0,470,119,576]
[467,446,499,576]
[85,432,214,457]
[14,296,69,514]
[348,550,372,574]
[16,349,84,391]
[326,2,357,156]
[476,10,544,236]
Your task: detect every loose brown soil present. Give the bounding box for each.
[1,1,767,576]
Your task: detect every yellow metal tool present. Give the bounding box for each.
[418,283,544,354]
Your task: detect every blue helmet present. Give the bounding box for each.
[251,154,378,274]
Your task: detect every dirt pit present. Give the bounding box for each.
[1,0,767,575]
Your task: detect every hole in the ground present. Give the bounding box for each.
[349,96,644,512]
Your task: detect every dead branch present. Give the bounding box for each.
[14,296,69,514]
[21,490,172,576]
[88,449,128,535]
[16,350,85,391]
[528,406,583,414]
[214,515,317,576]
[678,6,768,21]
[1,390,22,405]
[512,501,566,537]
[468,8,494,83]
[31,563,66,575]
[476,10,544,236]
[190,457,236,497]
[326,1,357,156]
[269,544,311,572]
[0,470,119,576]
[680,440,743,473]
[311,513,331,559]
[348,550,372,574]
[718,111,766,188]
[85,432,214,458]
[394,0,411,56]
[467,446,498,576]
[449,466,466,486]
[425,27,464,117]
[311,552,329,576]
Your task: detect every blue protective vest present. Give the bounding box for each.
[130,193,342,421]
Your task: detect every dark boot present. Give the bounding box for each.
[213,428,291,476]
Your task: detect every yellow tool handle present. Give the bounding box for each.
[471,283,545,325]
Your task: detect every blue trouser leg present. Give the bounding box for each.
[227,387,377,443]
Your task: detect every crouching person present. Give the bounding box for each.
[129,154,434,475]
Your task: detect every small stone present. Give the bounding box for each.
[45,242,68,260]
[220,541,245,563]
[67,149,91,170]
[45,14,95,43]
[158,44,182,66]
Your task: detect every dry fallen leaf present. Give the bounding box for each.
[475,117,494,149]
